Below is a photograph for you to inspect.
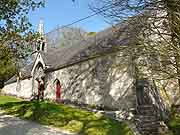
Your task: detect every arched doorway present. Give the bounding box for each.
[32,62,45,100]
[55,79,61,102]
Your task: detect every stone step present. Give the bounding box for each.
[140,131,159,135]
[136,121,160,127]
[135,104,161,135]
[140,131,159,134]
[136,110,156,115]
[136,104,158,113]
[137,124,160,129]
[137,105,154,109]
[137,107,154,111]
[137,122,160,127]
[138,126,158,131]
[135,119,158,123]
[135,115,157,120]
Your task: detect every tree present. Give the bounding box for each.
[90,0,180,93]
[0,0,44,86]
[46,26,87,48]
[0,45,16,88]
[60,27,87,47]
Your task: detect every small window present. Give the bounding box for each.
[37,45,40,51]
[42,42,45,51]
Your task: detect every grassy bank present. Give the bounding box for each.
[168,115,180,135]
[167,106,180,135]
[0,95,22,104]
[0,95,134,135]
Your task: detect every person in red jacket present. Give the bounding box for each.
[56,80,61,103]
[37,80,41,100]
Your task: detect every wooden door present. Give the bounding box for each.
[56,80,61,101]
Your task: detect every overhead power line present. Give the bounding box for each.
[46,2,119,35]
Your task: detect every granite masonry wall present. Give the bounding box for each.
[44,53,136,110]
[2,78,32,99]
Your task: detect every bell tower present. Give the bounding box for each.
[36,18,47,53]
[32,19,47,61]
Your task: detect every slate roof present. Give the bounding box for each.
[20,63,33,78]
[42,15,146,72]
[5,14,147,84]
[5,76,17,85]
[5,63,33,85]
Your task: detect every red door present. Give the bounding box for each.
[56,82,61,102]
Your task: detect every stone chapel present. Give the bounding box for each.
[2,15,167,114]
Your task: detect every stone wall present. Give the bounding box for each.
[44,53,136,110]
[2,82,17,96]
[2,78,32,99]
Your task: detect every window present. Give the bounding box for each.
[37,45,40,51]
[42,42,45,51]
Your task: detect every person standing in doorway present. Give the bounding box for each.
[37,79,41,100]
[39,78,45,101]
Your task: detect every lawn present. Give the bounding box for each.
[167,106,180,135]
[0,95,22,104]
[168,115,180,135]
[0,95,134,135]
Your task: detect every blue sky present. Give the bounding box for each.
[29,0,110,33]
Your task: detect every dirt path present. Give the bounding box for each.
[0,112,76,135]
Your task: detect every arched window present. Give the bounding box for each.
[37,44,40,51]
[33,62,45,97]
[36,40,41,51]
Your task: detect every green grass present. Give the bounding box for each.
[0,95,134,135]
[168,115,180,135]
[0,95,21,104]
[167,107,180,135]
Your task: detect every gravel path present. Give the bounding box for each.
[0,112,76,135]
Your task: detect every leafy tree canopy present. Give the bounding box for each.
[0,0,44,85]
